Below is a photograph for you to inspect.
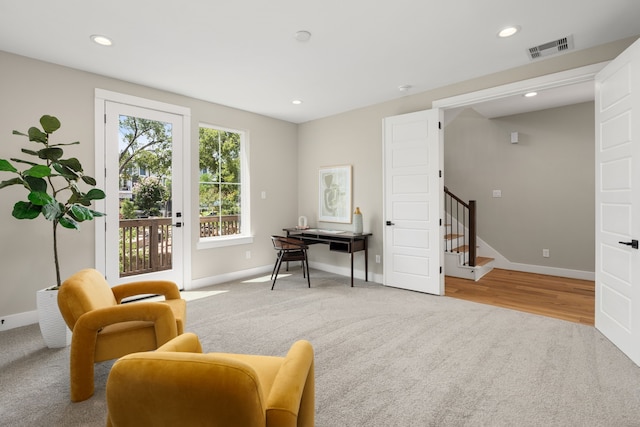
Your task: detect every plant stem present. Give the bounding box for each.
[53,220,61,287]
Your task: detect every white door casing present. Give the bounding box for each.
[595,38,640,365]
[383,109,444,295]
[94,90,191,287]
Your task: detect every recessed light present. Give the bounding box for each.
[524,91,538,98]
[294,31,311,42]
[292,100,303,105]
[90,34,113,46]
[498,26,520,38]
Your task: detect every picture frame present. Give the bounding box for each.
[318,165,352,223]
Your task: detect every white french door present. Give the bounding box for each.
[595,38,640,365]
[95,90,190,287]
[383,109,444,295]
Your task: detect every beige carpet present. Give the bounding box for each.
[2,269,640,426]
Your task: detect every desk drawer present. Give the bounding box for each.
[329,239,365,253]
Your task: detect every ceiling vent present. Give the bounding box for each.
[527,35,574,60]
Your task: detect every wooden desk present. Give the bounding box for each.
[283,228,372,287]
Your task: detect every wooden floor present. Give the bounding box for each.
[445,268,595,325]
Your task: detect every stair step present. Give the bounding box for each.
[465,256,494,267]
[444,233,463,240]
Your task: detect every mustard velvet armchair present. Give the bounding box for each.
[106,333,315,427]
[57,268,187,402]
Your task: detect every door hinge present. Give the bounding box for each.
[439,170,442,178]
[440,266,443,274]
[438,121,442,130]
[440,218,442,226]
[104,114,107,124]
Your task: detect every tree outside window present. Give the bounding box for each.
[199,125,243,237]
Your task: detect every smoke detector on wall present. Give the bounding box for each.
[527,35,574,60]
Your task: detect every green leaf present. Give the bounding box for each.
[70,205,93,222]
[20,148,39,157]
[88,209,106,217]
[27,127,48,143]
[12,130,28,137]
[28,191,54,206]
[0,177,24,189]
[59,158,82,172]
[81,175,97,186]
[12,201,41,219]
[24,165,51,178]
[38,147,64,161]
[86,188,106,200]
[40,115,61,134]
[42,202,63,220]
[52,163,79,180]
[59,216,78,230]
[0,159,18,172]
[24,176,47,192]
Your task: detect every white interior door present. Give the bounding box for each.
[383,109,444,295]
[595,37,640,365]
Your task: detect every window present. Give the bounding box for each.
[198,124,251,247]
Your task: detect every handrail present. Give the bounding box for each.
[444,187,477,267]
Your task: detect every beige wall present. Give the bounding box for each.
[0,51,297,318]
[297,36,637,279]
[444,103,595,271]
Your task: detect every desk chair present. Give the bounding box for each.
[270,235,310,290]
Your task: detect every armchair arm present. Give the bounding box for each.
[73,302,178,345]
[112,280,181,303]
[68,302,179,402]
[156,332,203,353]
[266,340,315,427]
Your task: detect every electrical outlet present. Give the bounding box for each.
[375,255,381,263]
[245,251,251,259]
[543,249,550,258]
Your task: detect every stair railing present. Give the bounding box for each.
[444,186,477,267]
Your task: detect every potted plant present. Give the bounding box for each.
[0,115,105,347]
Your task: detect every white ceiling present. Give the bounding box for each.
[1,1,639,123]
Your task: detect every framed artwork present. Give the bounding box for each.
[318,165,352,223]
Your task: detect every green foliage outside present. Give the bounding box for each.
[199,127,241,223]
[119,116,172,218]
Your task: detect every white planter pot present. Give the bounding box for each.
[36,288,71,348]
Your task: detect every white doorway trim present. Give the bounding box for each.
[432,62,608,111]
[94,89,192,289]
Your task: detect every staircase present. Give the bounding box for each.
[444,187,494,281]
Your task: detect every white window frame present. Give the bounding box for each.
[196,123,252,250]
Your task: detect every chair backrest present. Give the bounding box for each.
[106,352,267,427]
[58,268,118,330]
[271,235,307,251]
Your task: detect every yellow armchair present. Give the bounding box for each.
[106,333,315,427]
[57,268,186,402]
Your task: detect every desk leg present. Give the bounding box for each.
[350,246,354,287]
[364,238,368,282]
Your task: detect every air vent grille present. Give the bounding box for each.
[527,35,574,60]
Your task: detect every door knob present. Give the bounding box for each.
[618,239,639,249]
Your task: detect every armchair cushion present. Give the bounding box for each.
[106,333,314,427]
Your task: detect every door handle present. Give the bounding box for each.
[618,239,639,249]
[173,222,182,228]
[386,221,395,226]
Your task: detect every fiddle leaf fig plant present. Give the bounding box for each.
[0,115,105,288]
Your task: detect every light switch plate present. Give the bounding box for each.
[492,190,502,198]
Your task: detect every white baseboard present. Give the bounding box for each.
[188,264,274,290]
[0,310,39,332]
[477,237,595,281]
